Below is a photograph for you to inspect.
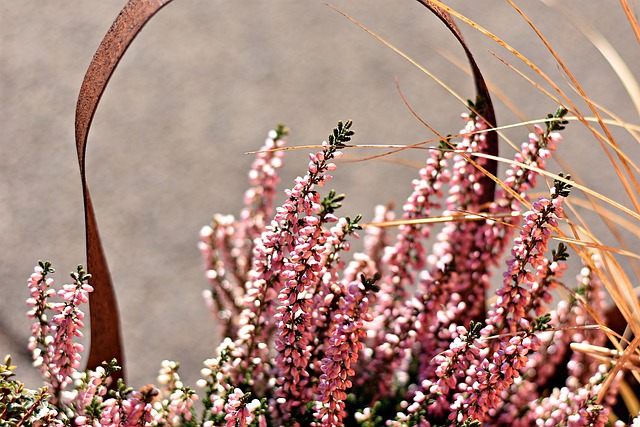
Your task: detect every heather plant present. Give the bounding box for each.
[4,1,640,426]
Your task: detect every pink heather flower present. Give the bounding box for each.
[224,388,259,427]
[415,116,494,353]
[484,120,565,289]
[26,264,56,378]
[451,328,543,424]
[119,390,154,426]
[261,138,345,417]
[162,388,198,425]
[493,301,575,425]
[435,187,567,424]
[307,217,365,377]
[498,123,563,203]
[199,129,288,335]
[385,143,450,282]
[241,127,287,241]
[426,180,570,424]
[157,360,182,389]
[68,366,110,418]
[314,278,376,427]
[49,267,93,388]
[98,398,124,426]
[525,365,616,427]
[27,263,93,397]
[199,216,245,335]
[197,327,272,423]
[445,113,492,212]
[361,144,451,395]
[149,360,198,425]
[403,322,483,423]
[198,128,287,367]
[368,114,496,403]
[486,193,567,336]
[566,254,610,385]
[360,139,455,399]
[273,220,328,411]
[235,222,286,365]
[117,396,154,426]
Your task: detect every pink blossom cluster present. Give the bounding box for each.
[222,387,264,427]
[314,275,377,426]
[23,264,198,426]
[20,115,640,426]
[450,321,544,423]
[194,117,637,425]
[486,194,567,335]
[26,263,92,398]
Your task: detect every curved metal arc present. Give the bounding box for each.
[75,0,175,383]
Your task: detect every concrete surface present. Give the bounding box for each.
[1,1,639,390]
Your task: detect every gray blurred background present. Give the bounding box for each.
[1,1,639,389]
